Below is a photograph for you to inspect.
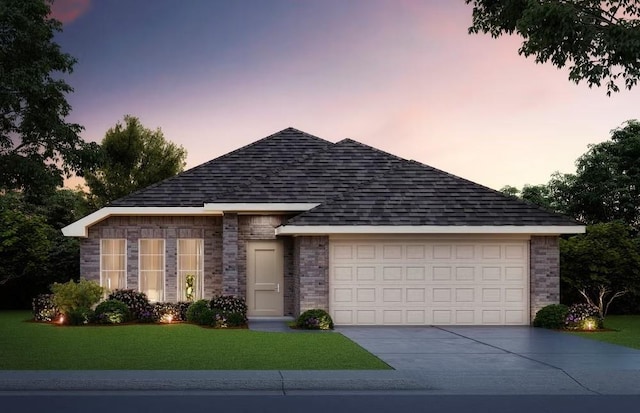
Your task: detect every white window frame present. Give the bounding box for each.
[138,239,166,302]
[177,239,204,301]
[99,239,127,291]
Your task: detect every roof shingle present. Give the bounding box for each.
[109,127,581,227]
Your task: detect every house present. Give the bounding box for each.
[62,127,584,325]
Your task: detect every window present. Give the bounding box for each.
[139,239,165,302]
[178,239,204,301]
[101,239,126,291]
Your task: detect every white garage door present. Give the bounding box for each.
[329,238,529,325]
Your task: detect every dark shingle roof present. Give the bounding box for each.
[109,128,332,207]
[109,127,581,227]
[286,159,577,226]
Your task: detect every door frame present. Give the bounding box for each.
[246,240,284,317]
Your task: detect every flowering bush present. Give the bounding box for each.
[565,303,603,330]
[32,294,59,322]
[296,309,334,330]
[93,299,130,324]
[210,295,248,327]
[152,302,183,323]
[210,295,247,316]
[107,290,151,321]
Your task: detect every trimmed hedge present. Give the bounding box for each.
[93,299,130,324]
[533,304,569,329]
[296,309,334,330]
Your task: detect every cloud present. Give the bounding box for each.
[50,0,91,24]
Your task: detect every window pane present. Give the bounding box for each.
[178,239,203,301]
[140,239,164,302]
[101,239,126,291]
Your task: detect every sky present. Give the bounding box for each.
[50,0,640,191]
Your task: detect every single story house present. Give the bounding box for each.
[63,128,584,325]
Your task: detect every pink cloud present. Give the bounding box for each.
[50,0,91,24]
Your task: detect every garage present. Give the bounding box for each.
[329,237,530,325]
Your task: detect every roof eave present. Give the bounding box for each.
[274,225,586,236]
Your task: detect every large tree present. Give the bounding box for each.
[85,116,187,208]
[568,120,640,228]
[466,0,640,95]
[0,0,98,196]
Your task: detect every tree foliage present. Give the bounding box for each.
[502,120,640,230]
[0,0,99,196]
[466,0,640,95]
[568,120,640,227]
[560,222,640,316]
[0,189,89,307]
[85,115,187,208]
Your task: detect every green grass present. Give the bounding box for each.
[570,315,640,350]
[0,312,390,370]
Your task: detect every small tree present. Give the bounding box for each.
[560,222,640,318]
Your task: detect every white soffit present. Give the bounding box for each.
[274,225,586,236]
[61,207,216,237]
[203,203,319,213]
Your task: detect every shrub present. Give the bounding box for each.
[210,295,248,316]
[210,295,248,327]
[177,302,192,321]
[152,302,183,323]
[65,307,94,326]
[533,304,569,329]
[223,311,247,328]
[565,303,603,330]
[186,300,213,325]
[93,299,130,324]
[296,309,334,330]
[107,290,151,320]
[51,279,104,315]
[32,294,59,322]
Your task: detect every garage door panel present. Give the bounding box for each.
[330,239,529,325]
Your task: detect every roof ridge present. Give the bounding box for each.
[336,138,408,163]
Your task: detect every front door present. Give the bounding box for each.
[247,241,284,317]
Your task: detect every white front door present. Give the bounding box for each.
[247,241,284,317]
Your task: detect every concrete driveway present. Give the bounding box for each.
[337,325,640,394]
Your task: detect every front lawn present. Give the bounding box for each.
[570,315,640,350]
[0,312,390,370]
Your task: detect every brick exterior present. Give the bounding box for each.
[530,236,560,322]
[293,236,329,313]
[81,216,223,301]
[222,214,239,295]
[80,214,295,315]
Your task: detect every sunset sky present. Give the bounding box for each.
[51,0,640,191]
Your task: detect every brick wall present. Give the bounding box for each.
[530,236,560,322]
[294,236,329,313]
[81,216,223,301]
[222,214,239,295]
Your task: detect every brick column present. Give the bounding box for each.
[295,236,329,313]
[530,236,560,322]
[222,213,239,295]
